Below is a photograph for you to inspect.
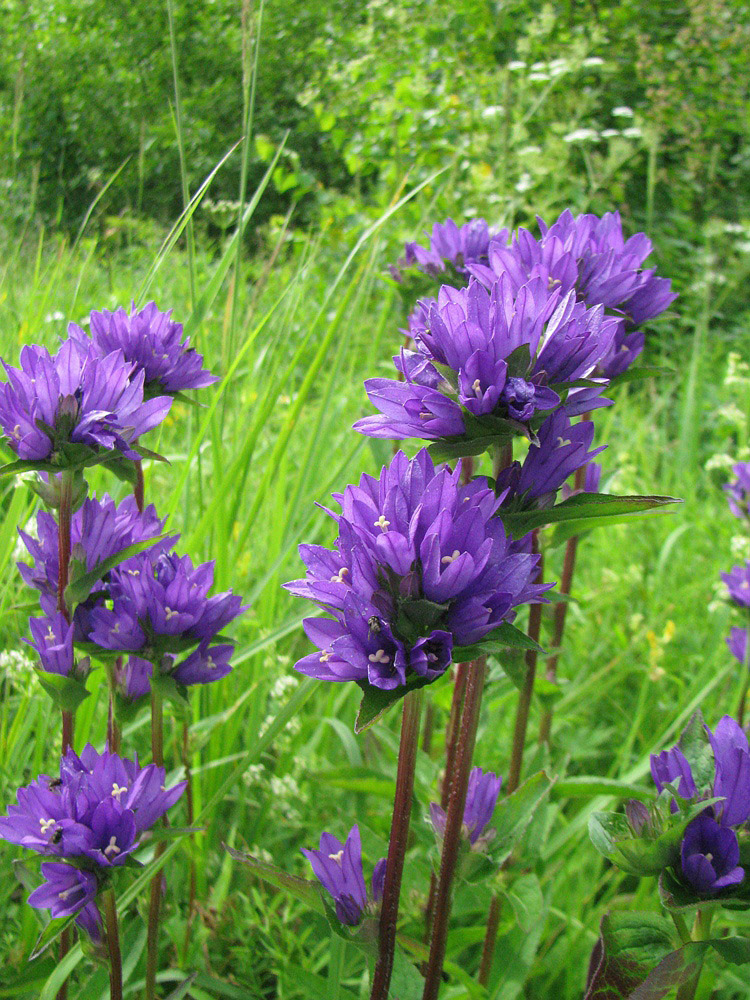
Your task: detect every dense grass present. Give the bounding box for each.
[0,185,747,999]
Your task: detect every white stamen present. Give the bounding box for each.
[206,656,216,669]
[11,424,22,440]
[555,436,572,448]
[127,569,140,576]
[45,626,56,641]
[319,650,333,662]
[104,836,121,858]
[58,889,72,901]
[419,411,432,420]
[112,622,120,634]
[441,549,461,565]
[705,852,713,863]
[39,818,56,834]
[111,783,128,800]
[368,649,390,664]
[472,378,482,397]
[165,607,178,620]
[328,849,344,863]
[330,567,350,583]
[374,514,390,532]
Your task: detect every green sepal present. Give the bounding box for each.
[499,491,683,537]
[394,598,449,644]
[132,443,169,464]
[657,868,724,913]
[354,673,432,734]
[226,846,326,915]
[64,534,168,609]
[34,668,90,713]
[168,390,206,409]
[589,798,723,877]
[452,621,544,662]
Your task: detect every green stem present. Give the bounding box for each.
[422,659,486,1000]
[370,688,424,1000]
[671,911,691,946]
[102,887,123,1000]
[145,685,165,1000]
[507,540,544,793]
[181,719,197,963]
[675,908,713,1000]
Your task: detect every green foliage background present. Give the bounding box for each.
[0,0,750,997]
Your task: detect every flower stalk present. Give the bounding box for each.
[102,887,123,1000]
[675,908,713,1000]
[422,658,486,1000]
[478,893,502,986]
[507,540,544,794]
[145,684,165,1000]
[370,688,424,1000]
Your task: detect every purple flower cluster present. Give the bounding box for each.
[650,716,750,894]
[87,550,244,686]
[355,276,618,444]
[0,340,171,464]
[429,767,501,849]
[0,744,185,937]
[724,463,750,522]
[286,450,549,691]
[69,302,217,395]
[302,825,386,926]
[495,411,605,511]
[18,495,245,688]
[395,218,508,281]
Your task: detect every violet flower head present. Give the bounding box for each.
[25,612,75,677]
[70,302,218,395]
[650,715,750,827]
[430,766,502,849]
[537,209,677,326]
[302,825,386,926]
[18,494,169,618]
[28,862,102,941]
[495,411,606,511]
[0,339,171,464]
[397,218,508,281]
[0,744,185,935]
[724,462,750,522]
[728,626,749,667]
[87,550,246,684]
[114,656,153,701]
[286,449,550,691]
[722,563,750,609]
[354,276,619,445]
[680,814,744,894]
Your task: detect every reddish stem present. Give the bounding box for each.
[134,460,145,512]
[370,689,423,1000]
[422,659,486,1000]
[478,893,502,986]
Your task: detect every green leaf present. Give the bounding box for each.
[428,435,505,463]
[499,492,683,537]
[226,847,326,914]
[395,597,449,643]
[491,771,555,867]
[64,534,167,608]
[677,710,714,794]
[390,945,425,1000]
[34,669,90,713]
[614,365,675,384]
[709,936,750,965]
[584,911,677,1000]
[623,943,708,999]
[354,674,431,734]
[553,777,652,800]
[453,622,545,662]
[30,914,75,960]
[164,974,198,1000]
[0,458,55,478]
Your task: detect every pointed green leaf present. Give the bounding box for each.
[163,974,198,1000]
[491,771,555,866]
[453,621,545,663]
[500,492,683,536]
[30,914,75,960]
[709,936,750,964]
[64,534,167,608]
[354,674,431,733]
[614,365,675,384]
[226,847,326,914]
[584,911,677,1000]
